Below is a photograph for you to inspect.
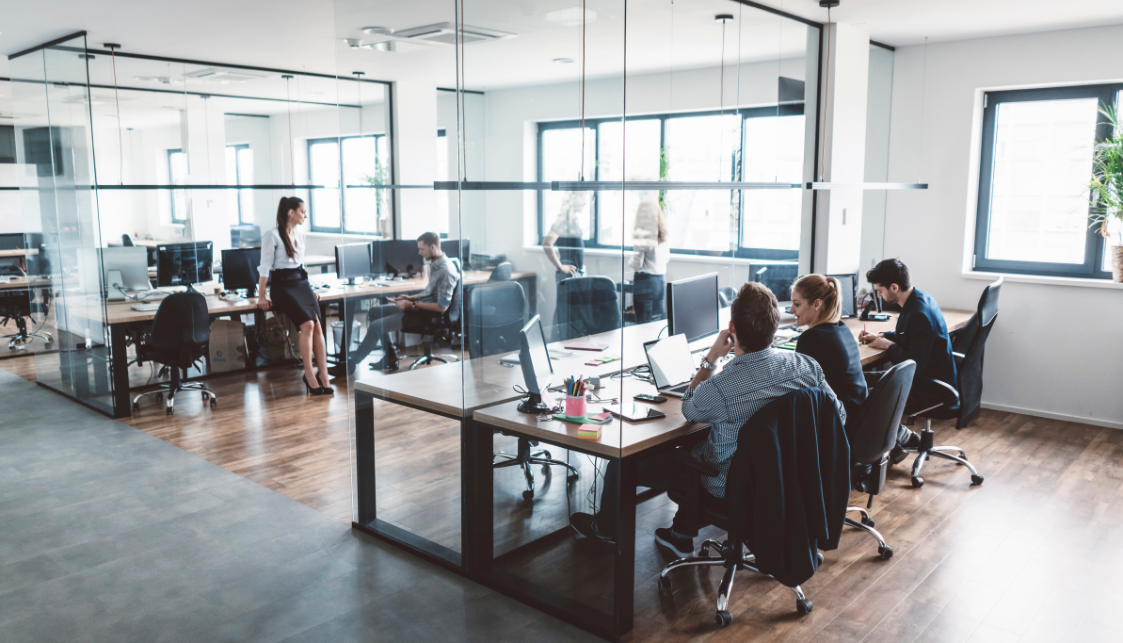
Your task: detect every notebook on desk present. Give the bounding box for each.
[564,340,608,352]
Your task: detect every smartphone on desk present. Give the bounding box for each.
[605,403,666,422]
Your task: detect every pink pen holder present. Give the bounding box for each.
[565,395,587,418]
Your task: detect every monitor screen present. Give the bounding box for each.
[230,225,262,249]
[519,315,553,395]
[751,263,799,302]
[827,273,857,318]
[667,273,720,344]
[221,248,261,292]
[156,242,213,288]
[441,239,470,264]
[382,239,422,276]
[644,334,696,389]
[335,242,372,281]
[101,247,151,292]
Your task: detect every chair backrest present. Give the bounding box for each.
[445,276,463,326]
[718,286,737,308]
[953,277,1002,354]
[150,291,210,350]
[847,360,916,466]
[488,261,513,282]
[556,275,620,340]
[955,277,1001,428]
[466,281,527,359]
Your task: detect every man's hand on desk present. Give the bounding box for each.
[859,330,895,350]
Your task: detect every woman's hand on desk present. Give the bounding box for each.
[257,298,272,311]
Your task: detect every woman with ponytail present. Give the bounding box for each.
[790,274,866,424]
[258,196,332,395]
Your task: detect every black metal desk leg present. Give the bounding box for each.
[464,417,494,574]
[355,392,377,525]
[613,456,637,637]
[109,324,131,419]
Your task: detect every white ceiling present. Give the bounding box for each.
[3,0,1123,92]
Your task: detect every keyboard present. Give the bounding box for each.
[663,383,690,395]
[131,303,162,312]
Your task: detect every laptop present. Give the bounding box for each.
[642,334,698,398]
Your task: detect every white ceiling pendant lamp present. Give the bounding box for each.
[806,0,928,191]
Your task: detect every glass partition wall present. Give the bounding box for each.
[343,1,820,639]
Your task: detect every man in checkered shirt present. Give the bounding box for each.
[570,282,846,558]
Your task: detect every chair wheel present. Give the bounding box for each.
[715,610,732,627]
[911,476,924,488]
[878,545,893,559]
[816,552,824,566]
[861,516,875,527]
[209,399,217,408]
[796,599,813,615]
[657,576,671,593]
[522,490,534,501]
[166,408,174,416]
[971,475,984,486]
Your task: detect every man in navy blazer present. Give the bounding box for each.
[859,259,958,463]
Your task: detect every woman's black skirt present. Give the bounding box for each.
[270,267,320,326]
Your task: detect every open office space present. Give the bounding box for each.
[2,1,1122,641]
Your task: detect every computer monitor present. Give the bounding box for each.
[751,263,799,302]
[101,247,152,293]
[381,239,422,277]
[156,241,213,289]
[441,239,470,264]
[221,248,261,294]
[826,273,857,318]
[230,224,262,249]
[517,315,555,414]
[666,273,720,344]
[335,242,372,285]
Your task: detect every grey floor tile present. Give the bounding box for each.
[0,554,70,596]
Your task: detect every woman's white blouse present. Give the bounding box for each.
[629,240,670,275]
[258,227,305,275]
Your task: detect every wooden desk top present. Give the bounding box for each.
[0,276,52,291]
[0,248,38,258]
[312,270,534,303]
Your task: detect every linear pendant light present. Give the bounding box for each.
[807,0,927,191]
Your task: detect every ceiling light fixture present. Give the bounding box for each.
[361,26,393,36]
[395,22,514,46]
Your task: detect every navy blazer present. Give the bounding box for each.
[883,289,957,390]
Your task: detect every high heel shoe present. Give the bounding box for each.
[317,375,334,395]
[303,375,326,396]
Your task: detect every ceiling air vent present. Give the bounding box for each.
[183,68,269,83]
[393,23,515,45]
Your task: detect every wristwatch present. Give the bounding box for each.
[699,357,718,371]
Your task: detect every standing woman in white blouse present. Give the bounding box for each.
[257,196,332,396]
[629,200,671,323]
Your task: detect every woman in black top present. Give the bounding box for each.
[791,274,867,424]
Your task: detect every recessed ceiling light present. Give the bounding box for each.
[553,57,574,64]
[362,26,393,36]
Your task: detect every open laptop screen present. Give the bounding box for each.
[643,334,696,389]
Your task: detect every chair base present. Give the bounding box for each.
[904,420,984,488]
[845,506,893,559]
[132,379,217,416]
[657,539,816,626]
[5,330,53,351]
[409,353,459,370]
[493,438,579,501]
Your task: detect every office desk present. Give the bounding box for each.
[0,248,39,258]
[128,238,178,248]
[0,276,51,291]
[305,254,335,274]
[351,306,973,640]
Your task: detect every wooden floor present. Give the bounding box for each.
[2,353,1120,643]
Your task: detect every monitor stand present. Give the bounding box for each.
[518,392,553,415]
[344,277,361,285]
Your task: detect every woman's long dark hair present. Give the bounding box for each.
[275,196,304,259]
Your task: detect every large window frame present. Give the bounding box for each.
[974,84,1116,280]
[167,148,187,224]
[536,104,804,260]
[306,133,387,235]
[225,143,253,225]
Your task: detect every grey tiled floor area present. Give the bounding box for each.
[0,370,599,643]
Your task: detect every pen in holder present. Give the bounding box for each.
[565,395,587,418]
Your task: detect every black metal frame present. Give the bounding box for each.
[306,133,387,235]
[536,104,804,261]
[974,84,1117,280]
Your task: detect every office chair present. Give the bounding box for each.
[1,288,53,351]
[131,291,217,415]
[844,360,916,559]
[718,286,737,308]
[122,234,135,247]
[408,277,462,370]
[487,261,513,282]
[657,388,848,626]
[556,276,620,341]
[902,278,1001,487]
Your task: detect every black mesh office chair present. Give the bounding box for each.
[408,277,462,370]
[845,360,916,559]
[1,288,53,351]
[131,291,216,415]
[902,278,1001,487]
[556,276,620,341]
[657,388,849,626]
[487,261,513,282]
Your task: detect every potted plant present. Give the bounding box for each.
[1087,106,1123,281]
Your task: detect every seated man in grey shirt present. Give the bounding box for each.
[350,232,460,373]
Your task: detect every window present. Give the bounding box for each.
[436,129,449,234]
[225,144,254,225]
[306,134,387,234]
[537,105,804,259]
[974,85,1117,279]
[168,148,188,224]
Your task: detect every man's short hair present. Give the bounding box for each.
[866,258,911,291]
[417,232,440,248]
[730,282,779,352]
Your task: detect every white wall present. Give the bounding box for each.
[860,45,895,278]
[885,24,1123,429]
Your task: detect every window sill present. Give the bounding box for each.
[964,270,1123,290]
[306,231,385,241]
[524,245,765,266]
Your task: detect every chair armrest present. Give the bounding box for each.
[671,447,720,477]
[922,376,960,404]
[952,351,965,360]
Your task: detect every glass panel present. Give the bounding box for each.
[237,146,254,224]
[342,136,377,234]
[862,44,895,274]
[541,127,595,242]
[225,146,239,223]
[987,98,1098,264]
[740,114,804,253]
[664,114,742,253]
[597,118,661,247]
[308,139,341,230]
